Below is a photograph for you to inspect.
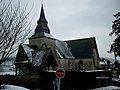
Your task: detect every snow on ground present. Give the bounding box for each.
[1,84,29,90]
[1,84,120,90]
[92,86,120,90]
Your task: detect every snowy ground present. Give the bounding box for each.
[0,84,29,90]
[92,86,120,90]
[1,84,120,90]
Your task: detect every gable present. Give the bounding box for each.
[15,44,39,64]
[15,44,29,63]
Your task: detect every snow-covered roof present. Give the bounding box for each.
[100,57,114,65]
[55,40,74,59]
[32,49,51,66]
[100,57,114,64]
[22,44,35,62]
[99,61,107,65]
[15,40,74,66]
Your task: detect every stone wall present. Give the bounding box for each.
[0,70,112,89]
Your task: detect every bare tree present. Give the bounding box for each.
[0,0,33,64]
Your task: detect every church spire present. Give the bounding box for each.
[40,4,46,20]
[35,4,50,34]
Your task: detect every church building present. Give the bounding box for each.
[14,5,100,75]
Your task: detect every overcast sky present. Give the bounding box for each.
[21,0,120,59]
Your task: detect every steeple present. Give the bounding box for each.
[29,4,54,40]
[35,4,50,34]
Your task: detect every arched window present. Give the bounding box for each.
[78,60,83,70]
[41,43,47,49]
[44,55,57,71]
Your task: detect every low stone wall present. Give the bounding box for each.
[0,70,112,89]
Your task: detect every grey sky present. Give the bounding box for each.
[21,0,120,59]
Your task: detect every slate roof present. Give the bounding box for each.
[15,40,74,66]
[32,48,53,66]
[55,40,74,59]
[65,37,100,59]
